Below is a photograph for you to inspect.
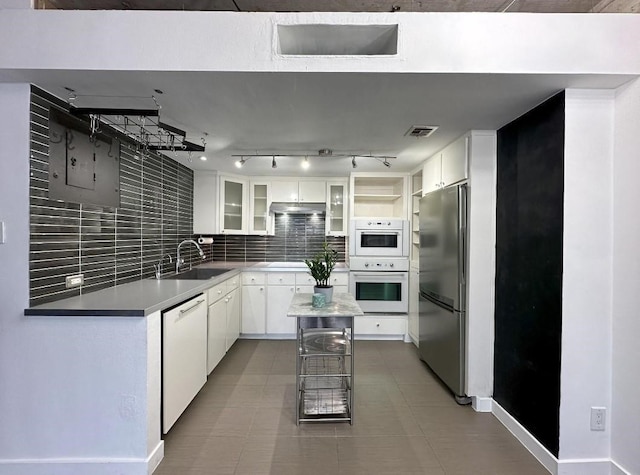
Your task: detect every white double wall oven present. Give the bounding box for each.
[349,219,410,313]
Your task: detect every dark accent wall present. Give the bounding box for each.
[208,214,346,262]
[494,91,565,456]
[29,89,199,306]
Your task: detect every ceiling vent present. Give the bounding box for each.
[277,24,398,56]
[405,125,438,138]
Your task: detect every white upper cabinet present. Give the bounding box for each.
[299,181,326,202]
[193,171,219,234]
[350,173,409,219]
[326,180,348,236]
[423,135,469,194]
[441,135,469,186]
[219,175,248,234]
[249,181,272,235]
[422,154,443,195]
[271,180,326,203]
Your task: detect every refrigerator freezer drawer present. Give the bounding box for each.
[418,294,465,397]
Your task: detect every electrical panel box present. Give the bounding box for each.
[48,109,120,208]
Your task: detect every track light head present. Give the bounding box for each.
[301,157,310,170]
[271,156,277,169]
[352,156,357,169]
[235,157,245,168]
[383,159,391,168]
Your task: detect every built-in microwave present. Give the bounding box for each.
[349,219,410,258]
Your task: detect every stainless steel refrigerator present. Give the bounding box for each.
[418,184,468,401]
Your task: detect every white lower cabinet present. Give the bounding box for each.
[354,315,407,339]
[206,275,241,374]
[242,272,267,335]
[266,272,296,334]
[408,268,419,345]
[225,288,240,351]
[241,270,350,337]
[207,298,227,374]
[162,294,208,433]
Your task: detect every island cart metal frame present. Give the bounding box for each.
[288,293,362,425]
[296,316,354,424]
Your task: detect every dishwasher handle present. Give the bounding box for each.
[179,298,205,315]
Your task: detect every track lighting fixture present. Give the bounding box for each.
[230,152,395,169]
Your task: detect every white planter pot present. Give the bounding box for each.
[313,285,334,304]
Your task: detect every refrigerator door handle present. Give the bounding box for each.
[458,184,467,301]
[420,291,455,312]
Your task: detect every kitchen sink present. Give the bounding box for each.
[164,268,233,280]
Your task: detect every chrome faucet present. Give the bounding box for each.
[176,240,206,273]
[153,253,174,279]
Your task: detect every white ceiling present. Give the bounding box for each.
[24,2,638,177]
[39,0,638,13]
[22,69,631,177]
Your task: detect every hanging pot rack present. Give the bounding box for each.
[68,93,205,153]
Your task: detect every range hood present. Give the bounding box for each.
[269,202,326,215]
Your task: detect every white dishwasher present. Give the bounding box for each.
[162,293,208,433]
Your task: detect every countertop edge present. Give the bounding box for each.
[23,262,352,318]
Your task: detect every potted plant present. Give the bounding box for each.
[304,241,338,303]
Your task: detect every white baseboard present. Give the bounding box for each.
[492,400,557,474]
[147,441,164,475]
[492,401,626,475]
[0,456,160,475]
[471,396,492,412]
[611,460,632,475]
[557,459,612,475]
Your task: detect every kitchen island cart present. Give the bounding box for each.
[287,292,363,425]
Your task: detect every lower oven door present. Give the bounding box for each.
[349,271,408,313]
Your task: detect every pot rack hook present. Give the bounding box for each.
[89,113,101,142]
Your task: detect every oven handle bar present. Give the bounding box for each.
[350,272,407,279]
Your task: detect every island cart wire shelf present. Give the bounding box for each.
[296,327,353,424]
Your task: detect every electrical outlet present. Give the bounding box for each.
[65,274,84,289]
[590,407,606,431]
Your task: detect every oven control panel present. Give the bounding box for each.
[349,257,409,271]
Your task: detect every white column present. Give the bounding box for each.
[559,89,615,471]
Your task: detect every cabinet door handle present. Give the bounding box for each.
[179,299,205,315]
[260,287,264,291]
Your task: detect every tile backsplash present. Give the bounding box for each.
[29,89,199,306]
[28,89,346,306]
[206,214,346,263]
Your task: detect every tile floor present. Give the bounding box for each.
[155,339,550,475]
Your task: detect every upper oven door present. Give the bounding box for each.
[353,230,404,257]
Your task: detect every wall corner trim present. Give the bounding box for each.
[472,396,493,412]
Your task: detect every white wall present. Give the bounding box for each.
[0,85,161,475]
[0,11,639,75]
[560,90,615,469]
[466,131,497,404]
[611,78,640,475]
